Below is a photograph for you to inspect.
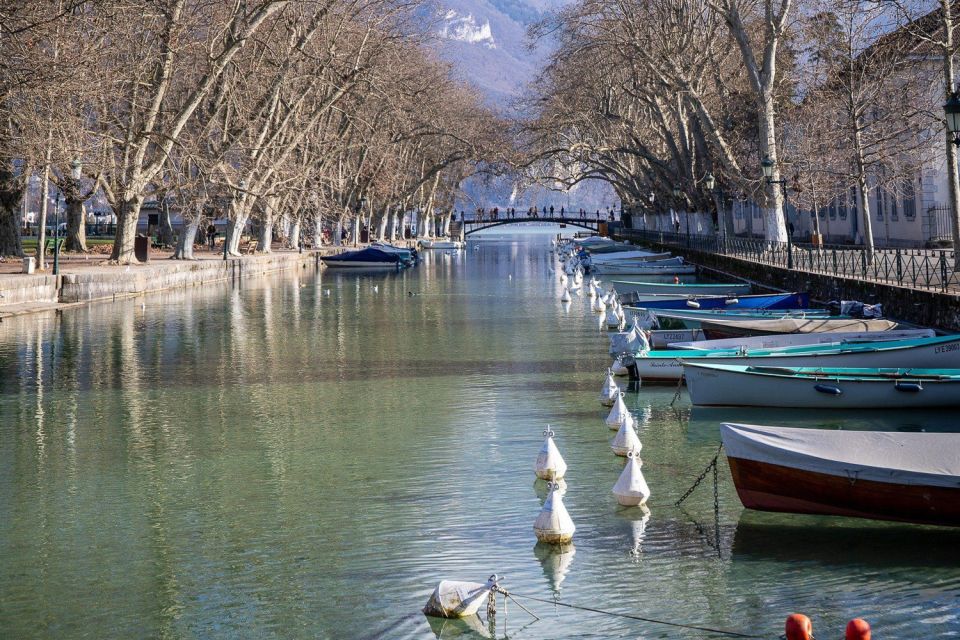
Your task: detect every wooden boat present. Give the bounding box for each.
[697,316,900,339]
[321,247,403,269]
[720,423,960,527]
[685,363,960,408]
[612,280,752,296]
[669,329,936,351]
[625,334,960,382]
[585,250,674,264]
[624,292,808,311]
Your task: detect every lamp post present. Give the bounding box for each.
[672,184,688,245]
[761,156,793,269]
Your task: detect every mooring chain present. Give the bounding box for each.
[674,443,724,507]
[669,373,685,407]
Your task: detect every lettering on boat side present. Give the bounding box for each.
[934,342,960,354]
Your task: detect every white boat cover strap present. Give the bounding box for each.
[721,423,960,489]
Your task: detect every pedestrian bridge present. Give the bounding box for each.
[460,216,603,236]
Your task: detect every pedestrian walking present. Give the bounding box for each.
[207,223,217,250]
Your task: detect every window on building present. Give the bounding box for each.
[875,187,883,220]
[890,189,899,220]
[838,192,848,219]
[829,199,837,219]
[849,186,858,221]
[903,180,916,219]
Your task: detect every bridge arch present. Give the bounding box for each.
[461,216,601,236]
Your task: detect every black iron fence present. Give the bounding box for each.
[620,229,959,293]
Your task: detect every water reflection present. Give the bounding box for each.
[533,542,576,595]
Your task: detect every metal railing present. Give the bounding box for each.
[619,229,959,293]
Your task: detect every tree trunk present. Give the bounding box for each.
[377,206,390,241]
[158,200,175,247]
[353,216,360,246]
[334,220,342,246]
[257,195,277,253]
[288,218,300,249]
[442,211,452,236]
[942,0,960,271]
[109,194,145,264]
[758,104,787,244]
[856,172,876,262]
[172,217,199,260]
[390,210,399,241]
[0,167,24,257]
[63,197,87,252]
[226,196,250,257]
[36,167,50,269]
[313,212,323,247]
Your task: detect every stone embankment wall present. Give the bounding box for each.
[0,274,59,305]
[619,237,960,331]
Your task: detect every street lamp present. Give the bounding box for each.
[704,172,716,191]
[761,155,792,269]
[945,91,960,145]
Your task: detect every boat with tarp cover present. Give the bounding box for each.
[720,423,960,527]
[686,363,960,408]
[623,292,808,311]
[321,247,405,269]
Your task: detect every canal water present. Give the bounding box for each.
[1,234,958,639]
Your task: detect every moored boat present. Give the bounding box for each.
[420,239,463,249]
[321,247,404,269]
[590,262,696,276]
[647,308,832,329]
[697,316,900,339]
[624,334,960,382]
[685,363,960,408]
[622,292,808,311]
[612,280,752,296]
[720,423,960,527]
[669,328,936,351]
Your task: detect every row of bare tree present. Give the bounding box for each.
[523,0,960,255]
[1,0,505,265]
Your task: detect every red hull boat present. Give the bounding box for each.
[720,423,960,527]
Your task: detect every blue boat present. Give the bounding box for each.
[624,292,808,311]
[321,247,404,269]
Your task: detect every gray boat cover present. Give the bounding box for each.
[721,423,960,489]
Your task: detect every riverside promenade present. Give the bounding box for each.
[0,246,351,319]
[616,229,960,330]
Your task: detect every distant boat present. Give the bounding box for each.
[420,239,463,250]
[369,242,417,264]
[697,316,900,339]
[585,250,674,263]
[625,292,808,311]
[612,280,752,296]
[626,334,960,382]
[721,423,960,527]
[669,328,936,351]
[321,247,403,269]
[648,308,832,329]
[686,363,960,408]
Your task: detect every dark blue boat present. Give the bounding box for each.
[321,247,404,269]
[629,292,808,310]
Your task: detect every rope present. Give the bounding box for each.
[506,592,762,638]
[669,373,685,406]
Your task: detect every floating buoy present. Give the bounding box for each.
[605,307,621,329]
[560,288,571,302]
[611,419,642,456]
[605,392,629,428]
[611,356,629,376]
[535,426,567,480]
[599,369,619,406]
[586,285,596,299]
[559,272,568,285]
[422,575,500,618]
[593,298,606,314]
[534,481,575,544]
[845,619,871,640]
[686,299,700,308]
[785,614,813,640]
[324,289,331,296]
[612,449,650,506]
[610,406,635,431]
[373,285,379,293]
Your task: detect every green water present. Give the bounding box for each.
[1,236,958,639]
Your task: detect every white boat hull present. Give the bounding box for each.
[670,329,936,350]
[631,336,960,382]
[421,240,463,249]
[592,264,696,276]
[686,365,960,408]
[613,281,751,296]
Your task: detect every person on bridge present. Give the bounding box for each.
[595,210,600,220]
[460,211,465,222]
[549,205,555,216]
[493,206,499,220]
[560,206,565,216]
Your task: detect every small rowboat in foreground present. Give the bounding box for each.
[720,423,960,527]
[686,363,960,408]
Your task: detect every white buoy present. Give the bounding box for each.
[423,575,500,618]
[686,299,701,308]
[605,307,621,329]
[587,285,596,299]
[605,392,629,428]
[611,418,642,456]
[559,272,568,285]
[612,449,650,506]
[610,406,635,432]
[560,288,572,302]
[534,481,576,544]
[599,369,619,406]
[593,297,606,314]
[535,426,567,481]
[611,355,629,376]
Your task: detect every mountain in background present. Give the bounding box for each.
[429,0,619,211]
